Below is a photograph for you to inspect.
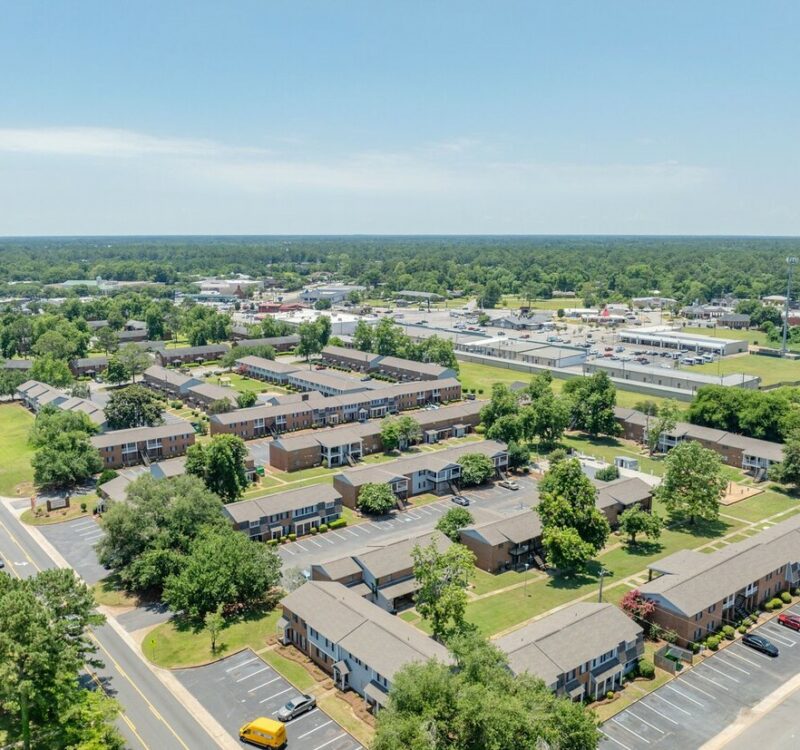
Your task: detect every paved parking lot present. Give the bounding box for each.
[176,649,362,750]
[279,478,539,570]
[39,515,109,584]
[600,605,800,750]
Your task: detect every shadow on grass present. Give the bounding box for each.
[623,540,665,557]
[671,517,732,539]
[546,560,602,591]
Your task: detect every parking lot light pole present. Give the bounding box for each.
[598,567,610,603]
[524,562,531,597]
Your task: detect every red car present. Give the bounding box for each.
[777,613,800,631]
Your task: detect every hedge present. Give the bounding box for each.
[328,518,348,529]
[638,659,655,679]
[318,524,328,533]
[781,591,792,604]
[722,625,735,640]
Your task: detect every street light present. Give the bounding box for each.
[782,257,799,356]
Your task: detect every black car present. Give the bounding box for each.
[451,495,470,507]
[741,633,779,657]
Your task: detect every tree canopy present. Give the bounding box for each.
[185,434,250,503]
[105,384,163,429]
[357,482,398,515]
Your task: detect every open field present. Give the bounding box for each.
[0,404,35,496]
[684,352,800,386]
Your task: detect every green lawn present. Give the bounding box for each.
[560,433,667,476]
[684,353,800,386]
[721,489,799,523]
[471,567,542,596]
[204,371,289,395]
[21,494,99,525]
[682,326,800,353]
[497,296,569,311]
[0,404,35,496]
[143,607,282,668]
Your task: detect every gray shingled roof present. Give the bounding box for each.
[223,484,341,524]
[90,420,194,448]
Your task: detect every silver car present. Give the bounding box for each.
[276,694,316,721]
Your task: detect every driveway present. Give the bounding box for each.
[38,515,109,584]
[600,604,800,750]
[175,649,363,750]
[279,477,540,570]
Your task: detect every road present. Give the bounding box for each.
[0,498,227,750]
[723,683,800,749]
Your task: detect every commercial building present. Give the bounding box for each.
[209,378,462,439]
[155,344,229,366]
[271,309,378,336]
[311,531,451,613]
[279,581,451,709]
[332,440,508,508]
[640,514,800,646]
[224,484,343,540]
[299,285,366,304]
[90,421,196,469]
[494,603,644,701]
[457,337,587,368]
[615,407,784,475]
[618,326,748,356]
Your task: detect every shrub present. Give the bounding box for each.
[80,502,87,513]
[279,537,287,544]
[769,597,784,610]
[98,468,119,485]
[328,518,347,529]
[662,629,678,644]
[318,524,328,533]
[793,587,800,597]
[267,539,279,547]
[638,659,655,679]
[474,424,486,434]
[690,642,701,654]
[170,400,183,409]
[781,591,792,604]
[310,527,319,535]
[722,625,735,640]
[707,636,720,651]
[737,625,747,634]
[743,616,753,627]
[288,533,296,541]
[594,464,620,481]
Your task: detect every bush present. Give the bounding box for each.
[170,400,183,409]
[662,629,678,644]
[474,424,486,434]
[722,625,735,640]
[638,659,655,679]
[97,468,119,485]
[279,536,287,544]
[707,636,720,651]
[769,597,784,610]
[793,587,800,597]
[743,616,753,627]
[267,539,279,547]
[318,523,328,533]
[328,518,347,529]
[80,501,87,513]
[690,642,701,654]
[594,464,620,481]
[781,591,792,604]
[737,625,747,634]
[288,533,296,541]
[310,526,319,535]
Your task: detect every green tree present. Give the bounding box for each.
[564,371,618,436]
[457,452,495,486]
[412,540,475,640]
[655,440,726,525]
[357,482,398,515]
[486,413,522,443]
[105,385,163,429]
[94,326,119,354]
[205,604,225,654]
[618,505,663,545]
[479,383,519,430]
[237,389,258,408]
[185,434,249,503]
[395,414,422,446]
[29,405,98,447]
[144,304,165,340]
[0,368,27,396]
[542,526,595,573]
[104,356,130,385]
[769,430,800,489]
[379,417,402,451]
[479,280,502,308]
[162,526,281,620]
[436,507,474,542]
[96,474,226,592]
[352,319,375,351]
[32,431,103,495]
[646,399,679,455]
[295,320,324,360]
[32,330,77,361]
[29,355,73,388]
[115,343,150,383]
[520,391,572,447]
[506,440,530,469]
[206,397,234,414]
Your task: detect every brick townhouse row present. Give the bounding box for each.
[15,379,107,429]
[267,399,483,472]
[320,345,457,381]
[208,378,462,439]
[90,420,196,469]
[615,406,784,475]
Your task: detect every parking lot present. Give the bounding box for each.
[600,605,800,750]
[39,515,108,584]
[175,649,362,750]
[279,477,539,570]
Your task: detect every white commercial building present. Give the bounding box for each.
[618,326,748,356]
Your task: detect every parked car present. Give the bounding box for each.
[239,717,287,748]
[451,495,470,506]
[741,633,779,657]
[0,557,5,570]
[276,694,316,722]
[778,613,800,631]
[498,480,520,490]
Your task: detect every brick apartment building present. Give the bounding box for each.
[91,421,196,469]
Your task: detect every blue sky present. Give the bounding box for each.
[0,1,798,235]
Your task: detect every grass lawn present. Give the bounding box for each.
[682,326,800,352]
[143,607,282,669]
[560,433,666,476]
[721,489,799,523]
[260,649,316,692]
[253,475,335,497]
[317,695,375,747]
[204,371,278,395]
[471,567,542,596]
[684,353,800,386]
[0,404,35,496]
[91,574,142,608]
[497,296,567,311]
[21,494,99,525]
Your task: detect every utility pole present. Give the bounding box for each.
[782,257,798,356]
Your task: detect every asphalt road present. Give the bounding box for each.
[599,604,800,750]
[724,682,800,750]
[0,498,226,750]
[279,477,540,571]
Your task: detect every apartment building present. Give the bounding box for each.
[236,355,301,384]
[142,365,203,397]
[209,378,462,439]
[311,531,451,612]
[15,380,107,429]
[231,334,300,352]
[69,356,109,377]
[639,514,800,646]
[155,344,229,366]
[279,581,451,709]
[494,603,644,701]
[319,345,457,381]
[91,421,196,469]
[332,440,509,508]
[319,345,382,372]
[615,407,784,475]
[267,400,483,472]
[286,368,376,397]
[183,382,239,410]
[224,484,343,539]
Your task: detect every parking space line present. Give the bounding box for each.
[311,735,347,750]
[298,719,332,739]
[320,535,336,545]
[260,687,292,703]
[691,671,729,691]
[678,677,715,699]
[702,663,740,683]
[236,665,270,682]
[611,717,650,743]
[309,539,323,548]
[418,508,432,515]
[639,701,679,725]
[226,656,258,672]
[248,676,281,692]
[732,645,772,662]
[665,684,703,707]
[723,650,759,667]
[369,523,382,530]
[295,542,309,552]
[625,711,664,733]
[651,692,692,716]
[762,627,797,647]
[598,729,632,750]
[288,708,319,724]
[345,529,359,537]
[81,532,105,542]
[406,512,420,519]
[714,655,749,675]
[330,531,347,541]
